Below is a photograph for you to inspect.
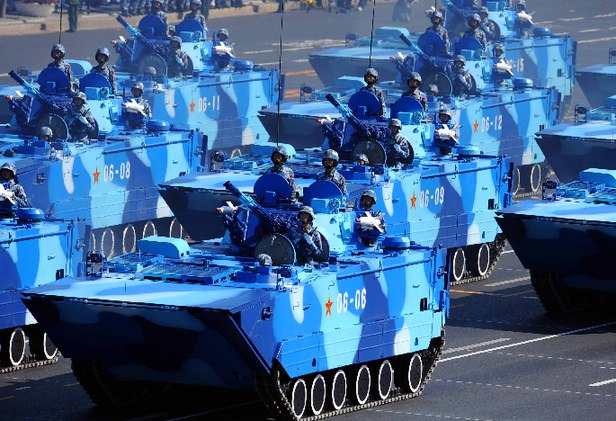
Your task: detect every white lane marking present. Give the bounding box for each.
[434,379,615,398]
[242,49,274,55]
[579,28,601,33]
[444,338,511,354]
[496,351,616,366]
[440,322,616,362]
[502,249,515,254]
[560,17,584,22]
[258,62,282,66]
[371,408,491,420]
[595,12,616,18]
[578,36,616,44]
[589,378,616,387]
[293,59,310,63]
[485,276,530,287]
[610,26,616,30]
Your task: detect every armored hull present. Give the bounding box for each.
[536,96,616,183]
[23,207,449,418]
[575,49,616,108]
[496,169,616,313]
[0,211,83,371]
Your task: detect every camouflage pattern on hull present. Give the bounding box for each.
[0,214,84,370]
[22,200,449,417]
[536,96,616,183]
[496,168,616,313]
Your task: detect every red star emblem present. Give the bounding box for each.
[92,166,100,184]
[410,192,417,209]
[189,100,196,113]
[325,296,333,316]
[473,120,479,133]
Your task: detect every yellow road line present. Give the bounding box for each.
[501,289,536,298]
[285,70,317,77]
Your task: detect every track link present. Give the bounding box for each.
[257,330,446,420]
[0,354,60,374]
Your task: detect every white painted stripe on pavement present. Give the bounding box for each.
[595,12,616,18]
[485,276,530,287]
[440,321,616,362]
[443,338,511,354]
[589,378,616,387]
[560,17,584,22]
[578,36,616,44]
[502,249,515,254]
[293,59,310,63]
[579,28,601,33]
[242,49,274,55]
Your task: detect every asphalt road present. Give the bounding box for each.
[1,1,616,420]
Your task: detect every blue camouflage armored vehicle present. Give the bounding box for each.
[575,48,616,109]
[308,2,576,109]
[0,200,84,371]
[21,173,450,418]
[496,168,616,314]
[535,95,616,184]
[110,14,280,155]
[159,129,512,284]
[320,85,558,196]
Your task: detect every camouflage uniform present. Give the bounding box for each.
[286,224,323,265]
[149,9,168,23]
[90,64,117,95]
[464,27,488,51]
[359,86,387,117]
[167,47,190,77]
[356,208,385,247]
[317,169,347,196]
[1,163,30,209]
[425,24,450,55]
[47,60,72,81]
[384,133,412,168]
[452,67,474,96]
[125,97,152,129]
[401,88,428,112]
[266,165,300,199]
[184,11,207,30]
[67,105,97,142]
[480,16,497,41]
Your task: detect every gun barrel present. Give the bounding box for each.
[325,93,341,108]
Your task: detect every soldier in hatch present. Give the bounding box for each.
[355,189,385,247]
[286,206,323,265]
[0,162,30,208]
[48,44,72,81]
[401,72,428,112]
[360,68,387,117]
[317,149,346,197]
[67,92,97,142]
[90,47,117,95]
[266,145,300,200]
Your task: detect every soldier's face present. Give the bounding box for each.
[439,113,450,123]
[469,19,478,27]
[153,1,161,10]
[1,169,12,181]
[95,53,107,64]
[299,213,312,224]
[390,126,400,135]
[455,61,464,69]
[364,74,376,85]
[408,79,420,89]
[73,98,85,108]
[172,42,181,50]
[132,88,143,97]
[52,51,62,59]
[360,197,374,208]
[272,153,285,165]
[480,12,488,19]
[322,158,336,169]
[38,135,51,142]
[495,50,503,58]
[431,17,441,25]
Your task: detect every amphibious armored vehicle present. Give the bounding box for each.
[22,171,450,419]
[496,168,616,313]
[575,48,616,109]
[0,203,83,371]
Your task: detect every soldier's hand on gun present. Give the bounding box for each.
[394,143,402,153]
[78,115,91,127]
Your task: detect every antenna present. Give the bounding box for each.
[275,2,285,146]
[58,1,63,43]
[368,0,376,68]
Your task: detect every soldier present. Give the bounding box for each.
[48,44,72,81]
[515,0,534,36]
[317,149,347,197]
[149,0,168,23]
[213,28,234,69]
[266,145,300,200]
[256,253,273,266]
[464,13,488,52]
[425,10,450,55]
[479,6,497,41]
[360,68,387,117]
[401,72,427,112]
[123,82,152,129]
[356,189,385,247]
[0,162,30,208]
[184,0,207,31]
[392,0,415,23]
[451,55,474,97]
[90,48,117,96]
[166,36,190,77]
[354,153,369,166]
[67,0,80,32]
[384,118,413,168]
[37,126,53,142]
[433,107,459,155]
[67,92,97,142]
[286,206,323,265]
[492,43,513,86]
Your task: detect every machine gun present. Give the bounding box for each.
[223,180,291,236]
[8,70,67,116]
[399,34,439,69]
[116,15,165,56]
[318,116,344,149]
